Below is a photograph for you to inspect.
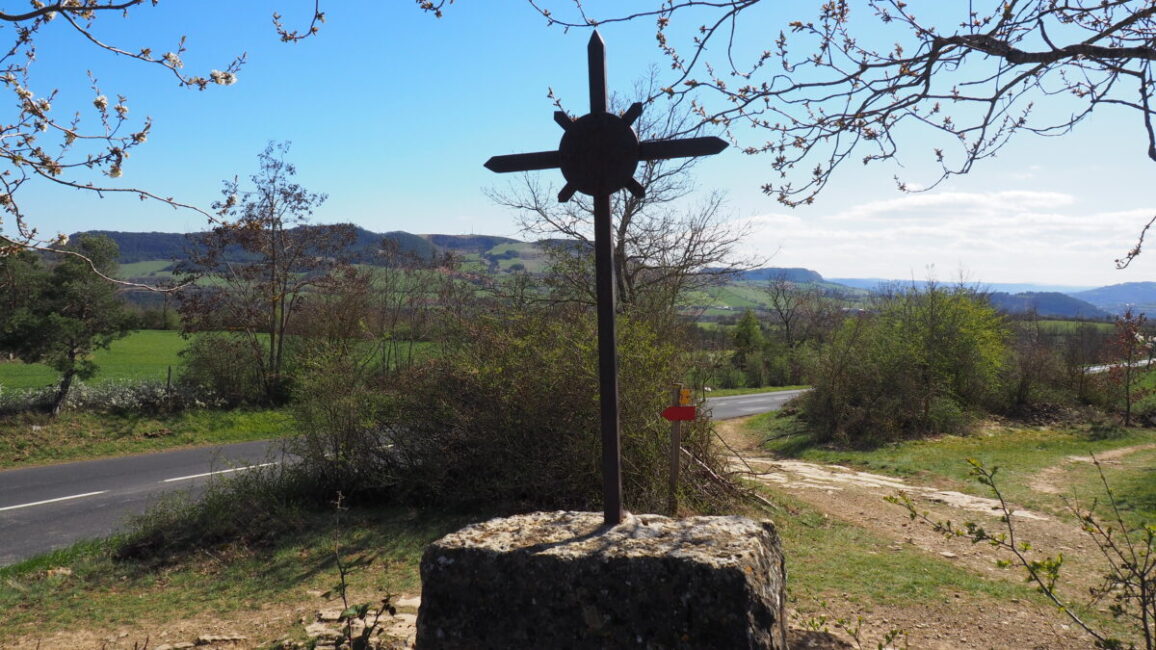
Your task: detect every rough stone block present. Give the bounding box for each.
[416,511,787,649]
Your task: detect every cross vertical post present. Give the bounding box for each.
[483,30,727,527]
[586,33,624,525]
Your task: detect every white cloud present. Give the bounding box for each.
[736,190,1156,286]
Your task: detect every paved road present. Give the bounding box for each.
[0,440,286,566]
[0,390,806,566]
[705,389,808,420]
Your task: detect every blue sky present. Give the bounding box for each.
[15,1,1155,287]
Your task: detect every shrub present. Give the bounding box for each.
[178,333,268,406]
[288,344,395,496]
[802,285,1007,445]
[290,304,730,514]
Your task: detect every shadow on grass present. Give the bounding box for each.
[760,413,837,458]
[1112,466,1156,524]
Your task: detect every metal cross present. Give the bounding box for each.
[484,31,727,526]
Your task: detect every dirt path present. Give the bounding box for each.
[1029,442,1156,495]
[715,419,1126,649]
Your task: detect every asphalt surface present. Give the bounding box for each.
[705,388,807,420]
[0,440,286,566]
[0,390,807,566]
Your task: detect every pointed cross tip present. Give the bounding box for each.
[703,137,729,154]
[588,30,605,50]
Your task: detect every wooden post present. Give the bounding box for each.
[668,383,683,516]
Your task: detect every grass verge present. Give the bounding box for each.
[0,408,293,469]
[0,463,482,647]
[746,485,1132,644]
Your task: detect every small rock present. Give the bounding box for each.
[305,622,341,640]
[940,551,958,559]
[318,609,344,622]
[395,596,421,609]
[195,634,247,645]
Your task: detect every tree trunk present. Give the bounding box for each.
[50,367,76,417]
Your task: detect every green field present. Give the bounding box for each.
[118,260,174,279]
[0,330,439,392]
[0,329,188,390]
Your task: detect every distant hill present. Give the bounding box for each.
[1070,282,1156,315]
[987,292,1109,319]
[69,228,1143,320]
[76,230,189,264]
[73,227,437,267]
[360,229,436,261]
[735,267,824,283]
[422,234,521,254]
[828,277,1096,294]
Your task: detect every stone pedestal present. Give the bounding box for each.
[416,511,787,649]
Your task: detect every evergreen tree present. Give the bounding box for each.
[0,235,130,414]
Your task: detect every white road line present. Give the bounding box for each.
[162,462,278,483]
[0,490,109,512]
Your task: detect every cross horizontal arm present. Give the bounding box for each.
[638,137,728,162]
[484,150,563,174]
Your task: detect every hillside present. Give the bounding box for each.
[828,277,1097,295]
[987,291,1108,319]
[421,234,521,253]
[74,227,436,269]
[76,230,190,264]
[1070,282,1156,315]
[72,228,1147,319]
[734,267,824,283]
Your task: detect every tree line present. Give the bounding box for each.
[711,277,1145,445]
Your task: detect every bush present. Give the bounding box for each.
[178,333,268,406]
[288,344,395,496]
[289,304,730,514]
[802,285,1007,445]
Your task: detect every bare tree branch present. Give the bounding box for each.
[521,1,1156,261]
[0,1,319,261]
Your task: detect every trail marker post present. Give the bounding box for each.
[484,31,727,526]
[663,384,696,514]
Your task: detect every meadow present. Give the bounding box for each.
[0,329,187,391]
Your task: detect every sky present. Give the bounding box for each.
[12,1,1156,288]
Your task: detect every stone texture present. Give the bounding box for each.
[416,511,787,649]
